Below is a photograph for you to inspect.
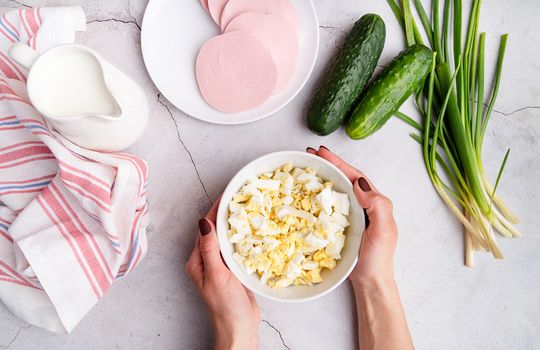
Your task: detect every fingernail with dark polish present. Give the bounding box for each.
[358,177,371,192]
[319,145,330,152]
[199,218,211,236]
[306,147,316,152]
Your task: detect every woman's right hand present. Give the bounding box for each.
[307,146,398,289]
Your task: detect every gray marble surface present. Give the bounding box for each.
[0,0,539,349]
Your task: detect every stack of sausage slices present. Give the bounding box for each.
[196,0,299,113]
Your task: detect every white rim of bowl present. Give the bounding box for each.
[216,151,362,302]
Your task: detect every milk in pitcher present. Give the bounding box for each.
[31,51,120,118]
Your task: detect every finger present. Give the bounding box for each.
[244,287,259,311]
[205,196,221,223]
[245,287,256,301]
[185,236,203,289]
[187,235,202,267]
[185,259,203,290]
[317,146,365,183]
[198,217,227,277]
[317,146,381,193]
[306,146,317,155]
[353,178,397,235]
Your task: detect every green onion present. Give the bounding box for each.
[388,0,520,266]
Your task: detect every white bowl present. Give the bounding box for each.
[217,151,365,302]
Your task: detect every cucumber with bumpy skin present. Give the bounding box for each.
[346,44,433,139]
[307,14,385,136]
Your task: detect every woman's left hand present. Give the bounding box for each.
[185,199,260,350]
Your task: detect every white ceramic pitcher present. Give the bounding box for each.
[9,43,149,152]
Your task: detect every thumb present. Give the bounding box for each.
[353,178,396,234]
[198,218,225,275]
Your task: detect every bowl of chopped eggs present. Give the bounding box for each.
[216,151,365,302]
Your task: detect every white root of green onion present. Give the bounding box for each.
[389,0,521,266]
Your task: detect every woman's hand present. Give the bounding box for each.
[185,200,260,350]
[307,146,397,288]
[307,146,413,350]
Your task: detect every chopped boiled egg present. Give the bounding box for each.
[228,163,350,288]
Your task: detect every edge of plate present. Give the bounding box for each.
[141,0,320,125]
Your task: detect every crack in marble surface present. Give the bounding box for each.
[1,326,31,349]
[262,319,291,350]
[472,99,539,117]
[126,0,141,30]
[157,93,212,206]
[492,105,540,116]
[319,25,342,33]
[87,17,141,31]
[3,0,30,8]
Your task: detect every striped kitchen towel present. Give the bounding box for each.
[0,6,149,333]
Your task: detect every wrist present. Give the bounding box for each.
[350,274,396,294]
[215,320,259,350]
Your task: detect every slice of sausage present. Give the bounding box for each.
[220,0,299,33]
[200,0,209,12]
[225,12,298,94]
[207,0,229,27]
[196,31,278,113]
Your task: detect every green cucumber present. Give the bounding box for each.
[307,14,385,136]
[346,44,433,139]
